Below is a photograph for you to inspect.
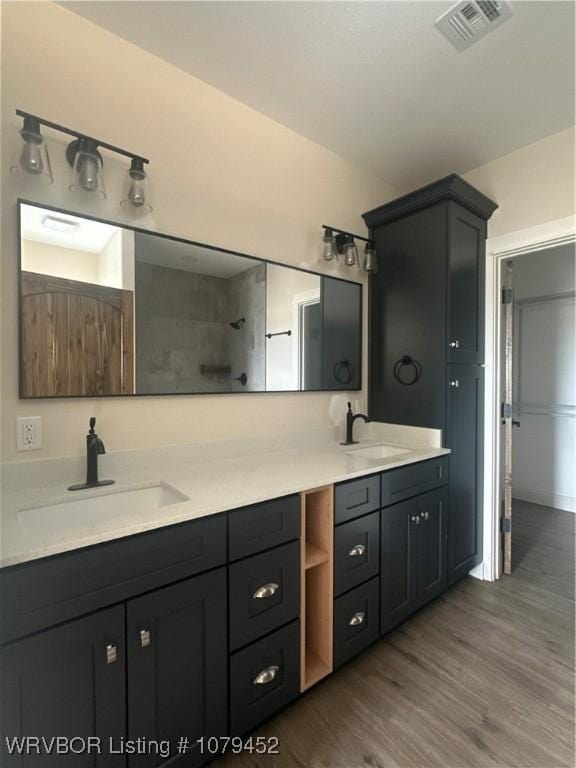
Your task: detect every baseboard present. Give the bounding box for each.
[513,489,576,514]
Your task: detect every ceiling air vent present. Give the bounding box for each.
[435,0,514,51]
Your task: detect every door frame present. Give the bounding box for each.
[480,215,575,581]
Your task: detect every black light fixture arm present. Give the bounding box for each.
[322,224,370,244]
[15,109,149,165]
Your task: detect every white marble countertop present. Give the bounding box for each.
[0,438,449,569]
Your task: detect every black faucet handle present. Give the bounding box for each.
[89,417,96,434]
[96,438,106,455]
[347,401,352,412]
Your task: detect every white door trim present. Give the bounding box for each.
[480,214,576,581]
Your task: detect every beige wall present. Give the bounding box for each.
[21,241,101,284]
[463,126,575,238]
[1,3,396,461]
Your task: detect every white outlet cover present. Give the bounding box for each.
[16,416,42,451]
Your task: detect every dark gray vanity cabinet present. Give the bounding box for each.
[1,606,126,767]
[127,570,228,767]
[364,174,496,586]
[381,488,448,635]
[446,364,485,584]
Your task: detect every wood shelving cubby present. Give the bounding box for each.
[300,485,334,691]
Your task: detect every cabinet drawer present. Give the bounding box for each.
[334,511,380,597]
[334,475,380,525]
[0,514,227,643]
[381,457,448,508]
[229,541,299,651]
[228,495,300,561]
[230,620,300,735]
[334,577,380,669]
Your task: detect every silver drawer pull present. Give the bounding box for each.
[348,611,366,627]
[348,544,366,558]
[140,629,151,648]
[421,511,429,521]
[106,644,117,665]
[253,665,279,686]
[411,515,420,525]
[252,582,279,600]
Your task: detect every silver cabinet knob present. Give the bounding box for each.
[348,611,366,627]
[449,340,460,349]
[449,379,460,388]
[140,629,151,648]
[348,544,366,558]
[411,515,420,525]
[252,582,279,600]
[106,644,117,665]
[253,665,279,686]
[421,511,429,521]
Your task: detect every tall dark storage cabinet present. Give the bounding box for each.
[364,175,497,586]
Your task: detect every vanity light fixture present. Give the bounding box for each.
[10,114,53,184]
[321,225,377,273]
[12,110,151,211]
[362,241,378,274]
[120,157,152,213]
[320,228,338,263]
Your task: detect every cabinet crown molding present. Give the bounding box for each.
[362,173,498,228]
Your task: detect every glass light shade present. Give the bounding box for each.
[320,230,337,262]
[343,238,358,267]
[362,243,378,273]
[69,139,106,199]
[121,159,152,213]
[10,118,53,185]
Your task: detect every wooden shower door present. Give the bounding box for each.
[20,271,134,397]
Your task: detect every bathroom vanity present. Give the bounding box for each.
[0,444,449,767]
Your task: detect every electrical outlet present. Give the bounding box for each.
[16,416,42,451]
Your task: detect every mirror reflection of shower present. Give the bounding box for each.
[229,317,246,330]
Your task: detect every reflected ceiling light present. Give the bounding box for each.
[121,157,153,213]
[12,110,150,213]
[42,215,80,234]
[10,114,53,184]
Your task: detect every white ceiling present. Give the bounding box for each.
[21,204,119,253]
[62,1,575,191]
[135,232,257,278]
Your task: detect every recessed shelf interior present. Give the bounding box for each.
[300,486,333,691]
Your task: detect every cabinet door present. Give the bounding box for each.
[414,488,448,607]
[447,204,486,364]
[1,606,125,767]
[370,204,447,428]
[127,569,227,767]
[380,500,416,634]
[446,365,484,584]
[321,276,362,390]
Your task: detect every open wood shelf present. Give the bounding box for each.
[305,542,329,570]
[300,485,334,692]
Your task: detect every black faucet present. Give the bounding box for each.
[340,402,370,446]
[68,417,115,491]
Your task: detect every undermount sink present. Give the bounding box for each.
[17,483,189,538]
[346,444,412,461]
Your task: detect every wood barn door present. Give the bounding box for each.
[20,272,134,397]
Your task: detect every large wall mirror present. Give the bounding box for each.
[18,202,362,398]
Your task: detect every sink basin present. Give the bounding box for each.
[17,483,189,537]
[346,444,412,461]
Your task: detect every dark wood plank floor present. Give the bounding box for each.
[222,500,575,768]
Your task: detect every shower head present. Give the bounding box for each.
[229,317,246,330]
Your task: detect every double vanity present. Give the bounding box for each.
[1,434,449,767]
